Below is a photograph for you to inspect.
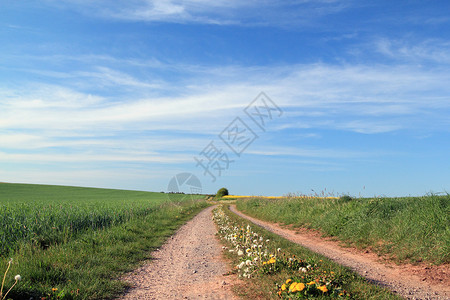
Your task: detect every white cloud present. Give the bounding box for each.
[42,0,351,26]
[0,150,191,164]
[1,58,449,188]
[375,38,450,64]
[247,147,369,159]
[2,61,449,136]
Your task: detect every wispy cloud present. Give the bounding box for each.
[375,38,450,64]
[2,60,449,135]
[2,45,449,192]
[0,151,191,164]
[247,146,386,159]
[42,0,351,26]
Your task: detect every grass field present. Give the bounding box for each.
[0,183,208,299]
[0,183,189,255]
[214,205,401,299]
[236,195,450,265]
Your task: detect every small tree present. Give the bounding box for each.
[216,187,229,198]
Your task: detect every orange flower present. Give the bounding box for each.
[285,279,292,284]
[307,281,316,285]
[293,282,305,292]
[317,285,328,293]
[289,282,297,291]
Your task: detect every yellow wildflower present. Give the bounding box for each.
[317,285,328,293]
[307,281,316,285]
[286,279,292,284]
[52,288,58,292]
[281,284,286,291]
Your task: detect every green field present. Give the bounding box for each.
[236,195,450,265]
[0,183,208,299]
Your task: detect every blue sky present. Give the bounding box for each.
[1,1,449,197]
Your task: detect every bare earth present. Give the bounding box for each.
[120,206,237,300]
[229,205,449,300]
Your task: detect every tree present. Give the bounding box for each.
[216,187,229,198]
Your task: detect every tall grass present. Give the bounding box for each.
[3,200,208,299]
[236,194,450,264]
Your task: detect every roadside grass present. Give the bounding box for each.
[214,205,400,299]
[3,199,209,299]
[236,195,450,265]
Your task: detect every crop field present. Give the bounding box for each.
[236,194,450,265]
[0,183,208,299]
[0,183,191,255]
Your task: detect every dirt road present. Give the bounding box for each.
[121,206,237,300]
[230,205,449,300]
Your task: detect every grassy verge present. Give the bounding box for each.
[2,200,209,299]
[213,205,400,299]
[236,195,450,264]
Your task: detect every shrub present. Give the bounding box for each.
[339,195,353,202]
[216,188,229,198]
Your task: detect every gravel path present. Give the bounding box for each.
[230,205,449,300]
[120,206,237,300]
